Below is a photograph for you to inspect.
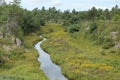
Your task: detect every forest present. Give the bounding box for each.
[0,0,120,80]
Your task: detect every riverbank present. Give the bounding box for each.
[0,34,48,80]
[40,24,120,80]
[35,38,67,80]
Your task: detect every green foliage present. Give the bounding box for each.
[22,10,39,34]
[14,26,24,40]
[88,7,97,20]
[0,50,4,65]
[41,24,120,80]
[12,0,21,6]
[0,75,23,80]
[102,42,114,49]
[112,15,120,21]
[40,18,45,26]
[48,28,54,33]
[89,21,97,33]
[68,24,80,33]
[0,34,48,80]
[0,38,12,45]
[0,2,120,80]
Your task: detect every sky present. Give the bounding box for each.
[5,0,120,11]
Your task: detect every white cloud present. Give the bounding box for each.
[5,0,47,4]
[51,0,63,6]
[30,0,63,6]
[22,0,63,8]
[5,0,13,4]
[30,0,42,3]
[5,0,120,11]
[30,0,51,3]
[5,0,63,7]
[71,3,109,10]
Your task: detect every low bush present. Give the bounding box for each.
[102,42,114,49]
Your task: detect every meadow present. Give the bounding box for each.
[0,34,48,80]
[41,23,120,80]
[0,1,120,80]
[0,23,119,80]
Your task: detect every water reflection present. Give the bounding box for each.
[35,39,68,80]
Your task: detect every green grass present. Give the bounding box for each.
[0,23,119,80]
[0,34,48,80]
[40,23,120,80]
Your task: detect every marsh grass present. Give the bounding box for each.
[0,75,24,80]
[40,23,120,80]
[0,34,48,80]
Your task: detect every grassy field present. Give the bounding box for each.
[41,23,120,80]
[0,23,119,80]
[0,34,48,80]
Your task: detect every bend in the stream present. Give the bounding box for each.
[35,38,68,80]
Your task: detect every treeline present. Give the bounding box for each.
[1,0,120,36]
[0,0,45,39]
[30,5,119,53]
[0,0,120,51]
[30,5,120,25]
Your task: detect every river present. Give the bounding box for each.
[34,38,68,80]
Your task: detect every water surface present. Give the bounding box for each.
[35,38,68,80]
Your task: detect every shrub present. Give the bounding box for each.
[109,50,116,54]
[69,24,80,33]
[117,48,120,54]
[48,28,54,33]
[89,22,97,33]
[100,49,106,55]
[0,49,5,65]
[102,42,114,49]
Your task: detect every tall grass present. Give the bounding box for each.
[0,34,48,80]
[40,23,120,80]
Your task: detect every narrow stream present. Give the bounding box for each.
[34,38,68,80]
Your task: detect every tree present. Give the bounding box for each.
[88,7,97,20]
[97,9,104,20]
[89,22,97,33]
[11,0,21,6]
[72,9,77,14]
[69,24,80,33]
[104,9,111,20]
[111,5,120,16]
[112,14,120,21]
[0,0,6,6]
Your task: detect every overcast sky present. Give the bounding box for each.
[5,0,120,11]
